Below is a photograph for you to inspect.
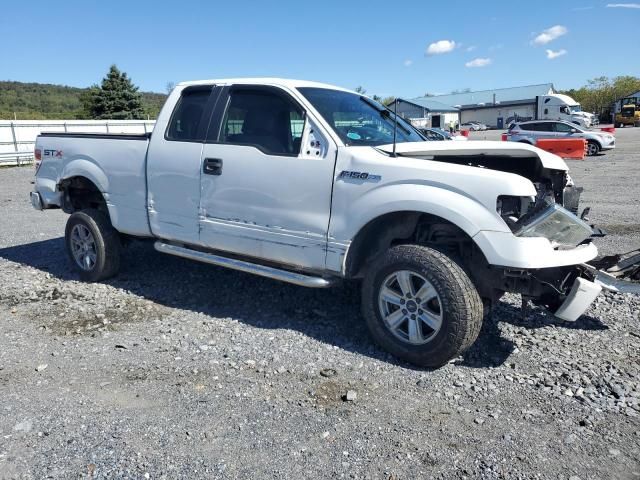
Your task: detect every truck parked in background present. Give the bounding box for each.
[535,94,595,128]
[615,98,640,127]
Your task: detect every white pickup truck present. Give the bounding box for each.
[31,78,640,367]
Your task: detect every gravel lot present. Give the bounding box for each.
[1,129,639,479]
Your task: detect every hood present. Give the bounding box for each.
[377,140,568,172]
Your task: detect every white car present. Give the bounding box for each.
[461,122,481,131]
[419,127,468,141]
[30,77,638,368]
[507,120,615,156]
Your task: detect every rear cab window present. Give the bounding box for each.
[166,86,214,142]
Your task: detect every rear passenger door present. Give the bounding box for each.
[198,85,337,270]
[552,122,576,137]
[147,85,218,244]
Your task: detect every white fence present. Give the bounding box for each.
[0,120,156,166]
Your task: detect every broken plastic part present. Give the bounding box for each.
[554,277,602,321]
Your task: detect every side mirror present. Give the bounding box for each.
[570,128,577,133]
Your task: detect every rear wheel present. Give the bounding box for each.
[65,209,121,282]
[361,245,483,368]
[586,140,600,156]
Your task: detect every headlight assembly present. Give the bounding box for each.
[514,203,593,247]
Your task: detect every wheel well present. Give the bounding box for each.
[345,211,500,303]
[59,176,109,218]
[587,138,601,147]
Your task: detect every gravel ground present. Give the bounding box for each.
[1,129,639,479]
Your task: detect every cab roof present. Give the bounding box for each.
[177,77,353,93]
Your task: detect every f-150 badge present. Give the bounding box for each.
[338,170,381,181]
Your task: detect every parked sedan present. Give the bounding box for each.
[506,120,615,156]
[419,127,468,141]
[460,122,480,131]
[461,122,487,131]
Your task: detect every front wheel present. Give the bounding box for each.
[361,245,483,368]
[586,140,600,156]
[65,209,121,282]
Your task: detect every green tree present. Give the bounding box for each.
[559,75,640,116]
[381,96,396,106]
[85,65,145,119]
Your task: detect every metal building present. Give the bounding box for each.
[394,83,555,129]
[390,98,460,129]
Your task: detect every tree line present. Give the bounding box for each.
[0,65,166,120]
[559,75,640,118]
[3,68,639,121]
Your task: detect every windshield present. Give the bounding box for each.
[570,105,582,113]
[297,87,425,146]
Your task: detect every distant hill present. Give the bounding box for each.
[0,81,167,120]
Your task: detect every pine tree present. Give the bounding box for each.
[86,65,145,119]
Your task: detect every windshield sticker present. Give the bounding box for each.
[346,132,362,140]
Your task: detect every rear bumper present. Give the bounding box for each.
[30,192,43,211]
[31,176,62,209]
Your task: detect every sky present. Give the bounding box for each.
[2,0,639,98]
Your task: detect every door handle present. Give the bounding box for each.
[203,157,223,175]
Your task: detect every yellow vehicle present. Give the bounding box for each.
[615,98,640,127]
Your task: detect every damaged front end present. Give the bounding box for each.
[494,180,640,320]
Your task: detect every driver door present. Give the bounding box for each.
[198,85,337,270]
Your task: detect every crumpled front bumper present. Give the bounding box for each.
[553,277,602,321]
[553,251,640,321]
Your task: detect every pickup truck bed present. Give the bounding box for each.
[36,132,152,237]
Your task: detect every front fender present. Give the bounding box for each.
[330,182,513,244]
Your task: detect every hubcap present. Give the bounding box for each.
[378,270,443,345]
[70,224,97,271]
[587,143,598,156]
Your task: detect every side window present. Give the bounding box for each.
[544,108,548,115]
[537,122,554,132]
[520,123,536,131]
[166,87,212,142]
[553,122,573,132]
[220,89,305,156]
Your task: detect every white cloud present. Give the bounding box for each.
[403,59,413,67]
[426,40,456,56]
[465,45,477,52]
[606,3,640,7]
[465,57,492,68]
[531,25,568,45]
[546,48,567,59]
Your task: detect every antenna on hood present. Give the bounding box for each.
[392,99,398,157]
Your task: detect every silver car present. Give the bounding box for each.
[506,120,615,156]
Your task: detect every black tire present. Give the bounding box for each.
[361,245,483,368]
[586,140,600,156]
[65,209,121,282]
